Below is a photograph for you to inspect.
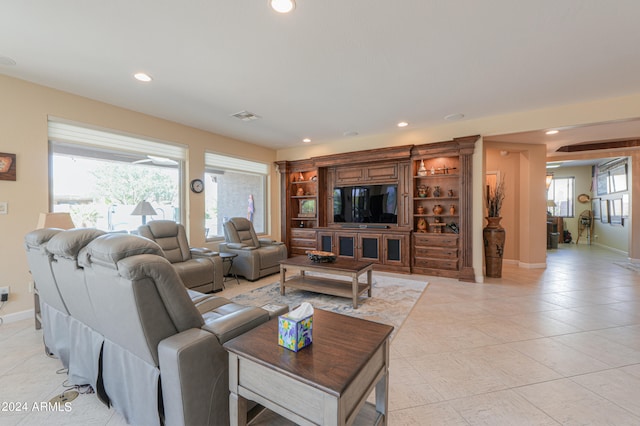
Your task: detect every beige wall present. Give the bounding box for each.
[0,74,278,317]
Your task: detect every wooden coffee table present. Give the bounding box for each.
[279,256,374,309]
[224,309,393,426]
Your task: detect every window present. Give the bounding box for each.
[204,152,269,240]
[48,120,185,231]
[547,176,575,217]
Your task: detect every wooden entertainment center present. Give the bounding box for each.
[276,135,478,281]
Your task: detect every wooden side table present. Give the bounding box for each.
[224,309,393,425]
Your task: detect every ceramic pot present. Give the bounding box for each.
[433,186,441,197]
[449,205,456,215]
[417,206,425,214]
[297,187,304,196]
[483,217,506,278]
[432,204,444,215]
[418,185,429,197]
[417,218,427,233]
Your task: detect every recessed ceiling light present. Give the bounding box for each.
[397,121,409,128]
[546,130,559,135]
[302,138,311,143]
[444,113,465,121]
[134,72,152,82]
[0,56,16,66]
[270,0,295,13]
[343,131,359,137]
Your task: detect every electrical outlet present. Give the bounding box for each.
[0,286,8,302]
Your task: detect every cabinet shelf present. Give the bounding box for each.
[293,217,317,221]
[414,174,459,179]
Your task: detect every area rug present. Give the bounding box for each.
[231,272,428,340]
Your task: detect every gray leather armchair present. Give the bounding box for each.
[219,217,288,281]
[138,220,223,292]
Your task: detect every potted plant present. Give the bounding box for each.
[484,178,506,277]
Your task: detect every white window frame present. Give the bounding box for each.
[204,152,269,241]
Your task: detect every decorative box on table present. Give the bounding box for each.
[278,312,313,352]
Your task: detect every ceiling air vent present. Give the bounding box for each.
[231,110,261,122]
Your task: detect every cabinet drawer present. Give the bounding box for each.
[414,257,459,270]
[413,234,458,247]
[291,229,317,239]
[414,246,458,259]
[366,164,398,181]
[291,238,317,249]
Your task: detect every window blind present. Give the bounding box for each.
[48,120,186,161]
[205,152,269,175]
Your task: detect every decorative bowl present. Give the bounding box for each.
[307,250,337,263]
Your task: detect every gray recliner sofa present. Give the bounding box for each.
[219,217,288,281]
[24,229,71,369]
[138,220,223,293]
[24,228,272,426]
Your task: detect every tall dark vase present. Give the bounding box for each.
[483,217,505,278]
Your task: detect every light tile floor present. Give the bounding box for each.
[2,244,640,424]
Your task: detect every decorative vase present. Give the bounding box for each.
[432,204,444,215]
[449,205,456,215]
[296,187,304,196]
[417,160,428,177]
[448,189,454,197]
[417,206,425,214]
[417,218,427,233]
[418,185,429,197]
[483,217,506,278]
[433,186,441,197]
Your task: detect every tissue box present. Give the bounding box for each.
[278,313,313,352]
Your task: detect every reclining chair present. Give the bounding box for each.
[81,233,270,425]
[138,220,223,293]
[219,217,288,281]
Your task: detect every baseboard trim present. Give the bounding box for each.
[593,242,628,256]
[0,308,34,324]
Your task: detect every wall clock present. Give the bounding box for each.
[190,178,204,193]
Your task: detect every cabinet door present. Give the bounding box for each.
[383,234,409,267]
[317,231,335,253]
[358,234,382,262]
[335,232,357,259]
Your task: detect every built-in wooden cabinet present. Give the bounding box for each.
[276,136,477,280]
[317,229,409,272]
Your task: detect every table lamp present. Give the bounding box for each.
[131,200,157,224]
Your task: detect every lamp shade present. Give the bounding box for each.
[131,200,157,224]
[131,201,157,216]
[36,212,75,229]
[545,173,554,191]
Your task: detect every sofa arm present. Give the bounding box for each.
[190,247,219,258]
[202,305,269,344]
[159,328,228,426]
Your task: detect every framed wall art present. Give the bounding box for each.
[298,199,316,217]
[0,153,16,181]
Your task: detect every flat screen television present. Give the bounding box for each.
[333,184,398,224]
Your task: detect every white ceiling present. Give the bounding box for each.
[2,1,640,150]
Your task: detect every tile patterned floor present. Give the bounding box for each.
[2,243,640,424]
